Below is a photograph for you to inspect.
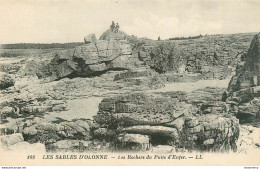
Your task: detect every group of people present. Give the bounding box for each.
[110,21,120,33]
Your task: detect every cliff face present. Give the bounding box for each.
[228,33,260,92]
[226,33,260,123]
[36,30,255,82]
[131,33,254,80]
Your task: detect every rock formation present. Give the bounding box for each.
[226,33,260,123]
[94,92,239,152]
[99,29,128,41]
[37,33,138,80]
[133,34,249,80]
[0,133,46,152]
[0,73,14,90]
[36,29,253,82]
[84,34,97,44]
[1,24,258,153]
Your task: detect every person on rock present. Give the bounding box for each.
[110,21,115,32]
[115,23,119,33]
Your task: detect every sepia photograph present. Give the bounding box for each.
[0,0,259,167]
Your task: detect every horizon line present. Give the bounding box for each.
[0,31,258,45]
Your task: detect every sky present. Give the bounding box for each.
[0,0,260,43]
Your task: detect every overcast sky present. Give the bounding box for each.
[0,0,259,43]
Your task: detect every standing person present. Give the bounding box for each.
[115,23,119,33]
[110,21,115,32]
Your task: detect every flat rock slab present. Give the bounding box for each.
[121,125,178,138]
[43,97,103,121]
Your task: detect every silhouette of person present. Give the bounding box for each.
[158,36,161,40]
[115,23,119,33]
[110,21,115,32]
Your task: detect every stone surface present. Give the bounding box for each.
[51,60,78,80]
[53,140,80,149]
[1,106,15,116]
[99,29,128,41]
[84,34,97,44]
[1,28,258,154]
[118,133,150,144]
[95,93,179,125]
[150,145,176,153]
[94,92,239,152]
[37,37,135,80]
[117,133,150,150]
[23,126,38,135]
[135,37,245,79]
[1,133,24,148]
[226,33,260,123]
[0,73,14,89]
[121,125,178,138]
[236,125,260,154]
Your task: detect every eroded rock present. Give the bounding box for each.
[84,34,97,44]
[0,73,15,89]
[94,92,239,152]
[226,33,260,123]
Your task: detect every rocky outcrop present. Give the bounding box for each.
[0,117,94,152]
[37,33,137,80]
[226,33,260,123]
[33,29,254,82]
[228,33,260,92]
[133,34,253,80]
[113,68,163,90]
[94,92,239,152]
[2,26,258,154]
[22,119,93,145]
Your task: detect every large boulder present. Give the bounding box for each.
[51,50,74,64]
[74,40,125,63]
[51,60,78,80]
[37,38,135,80]
[95,93,180,126]
[84,34,97,44]
[94,92,239,152]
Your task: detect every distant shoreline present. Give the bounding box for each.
[0,32,258,48]
[0,42,84,49]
